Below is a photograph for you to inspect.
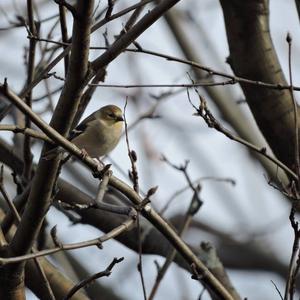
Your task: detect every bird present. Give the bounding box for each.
[44,105,124,160]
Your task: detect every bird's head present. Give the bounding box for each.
[98,105,124,126]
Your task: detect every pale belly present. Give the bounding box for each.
[72,122,122,158]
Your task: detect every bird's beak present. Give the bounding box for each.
[116,116,124,122]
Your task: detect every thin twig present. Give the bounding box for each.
[95,167,112,204]
[0,218,135,265]
[69,0,147,130]
[286,33,300,187]
[136,212,147,300]
[123,101,160,135]
[23,0,38,180]
[20,0,155,99]
[0,125,52,143]
[187,87,297,181]
[160,176,235,215]
[149,189,202,300]
[285,35,300,300]
[0,82,235,300]
[124,99,139,193]
[63,257,124,300]
[71,0,151,130]
[149,156,202,298]
[271,280,284,300]
[290,251,300,300]
[58,4,69,75]
[284,206,300,300]
[123,99,147,299]
[92,167,135,216]
[27,38,300,92]
[0,166,21,223]
[33,85,63,102]
[0,166,55,300]
[162,155,203,206]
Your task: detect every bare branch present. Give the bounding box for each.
[63,257,124,300]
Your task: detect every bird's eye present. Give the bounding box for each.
[107,113,115,118]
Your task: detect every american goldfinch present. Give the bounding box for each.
[45,105,124,159]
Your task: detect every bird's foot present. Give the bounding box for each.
[92,160,111,178]
[80,148,89,159]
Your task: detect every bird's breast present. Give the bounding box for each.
[72,120,122,158]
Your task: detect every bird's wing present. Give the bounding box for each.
[69,111,98,140]
[43,112,100,160]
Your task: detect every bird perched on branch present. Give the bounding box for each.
[44,105,124,160]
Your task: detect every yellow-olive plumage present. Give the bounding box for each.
[71,105,124,158]
[44,105,124,160]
